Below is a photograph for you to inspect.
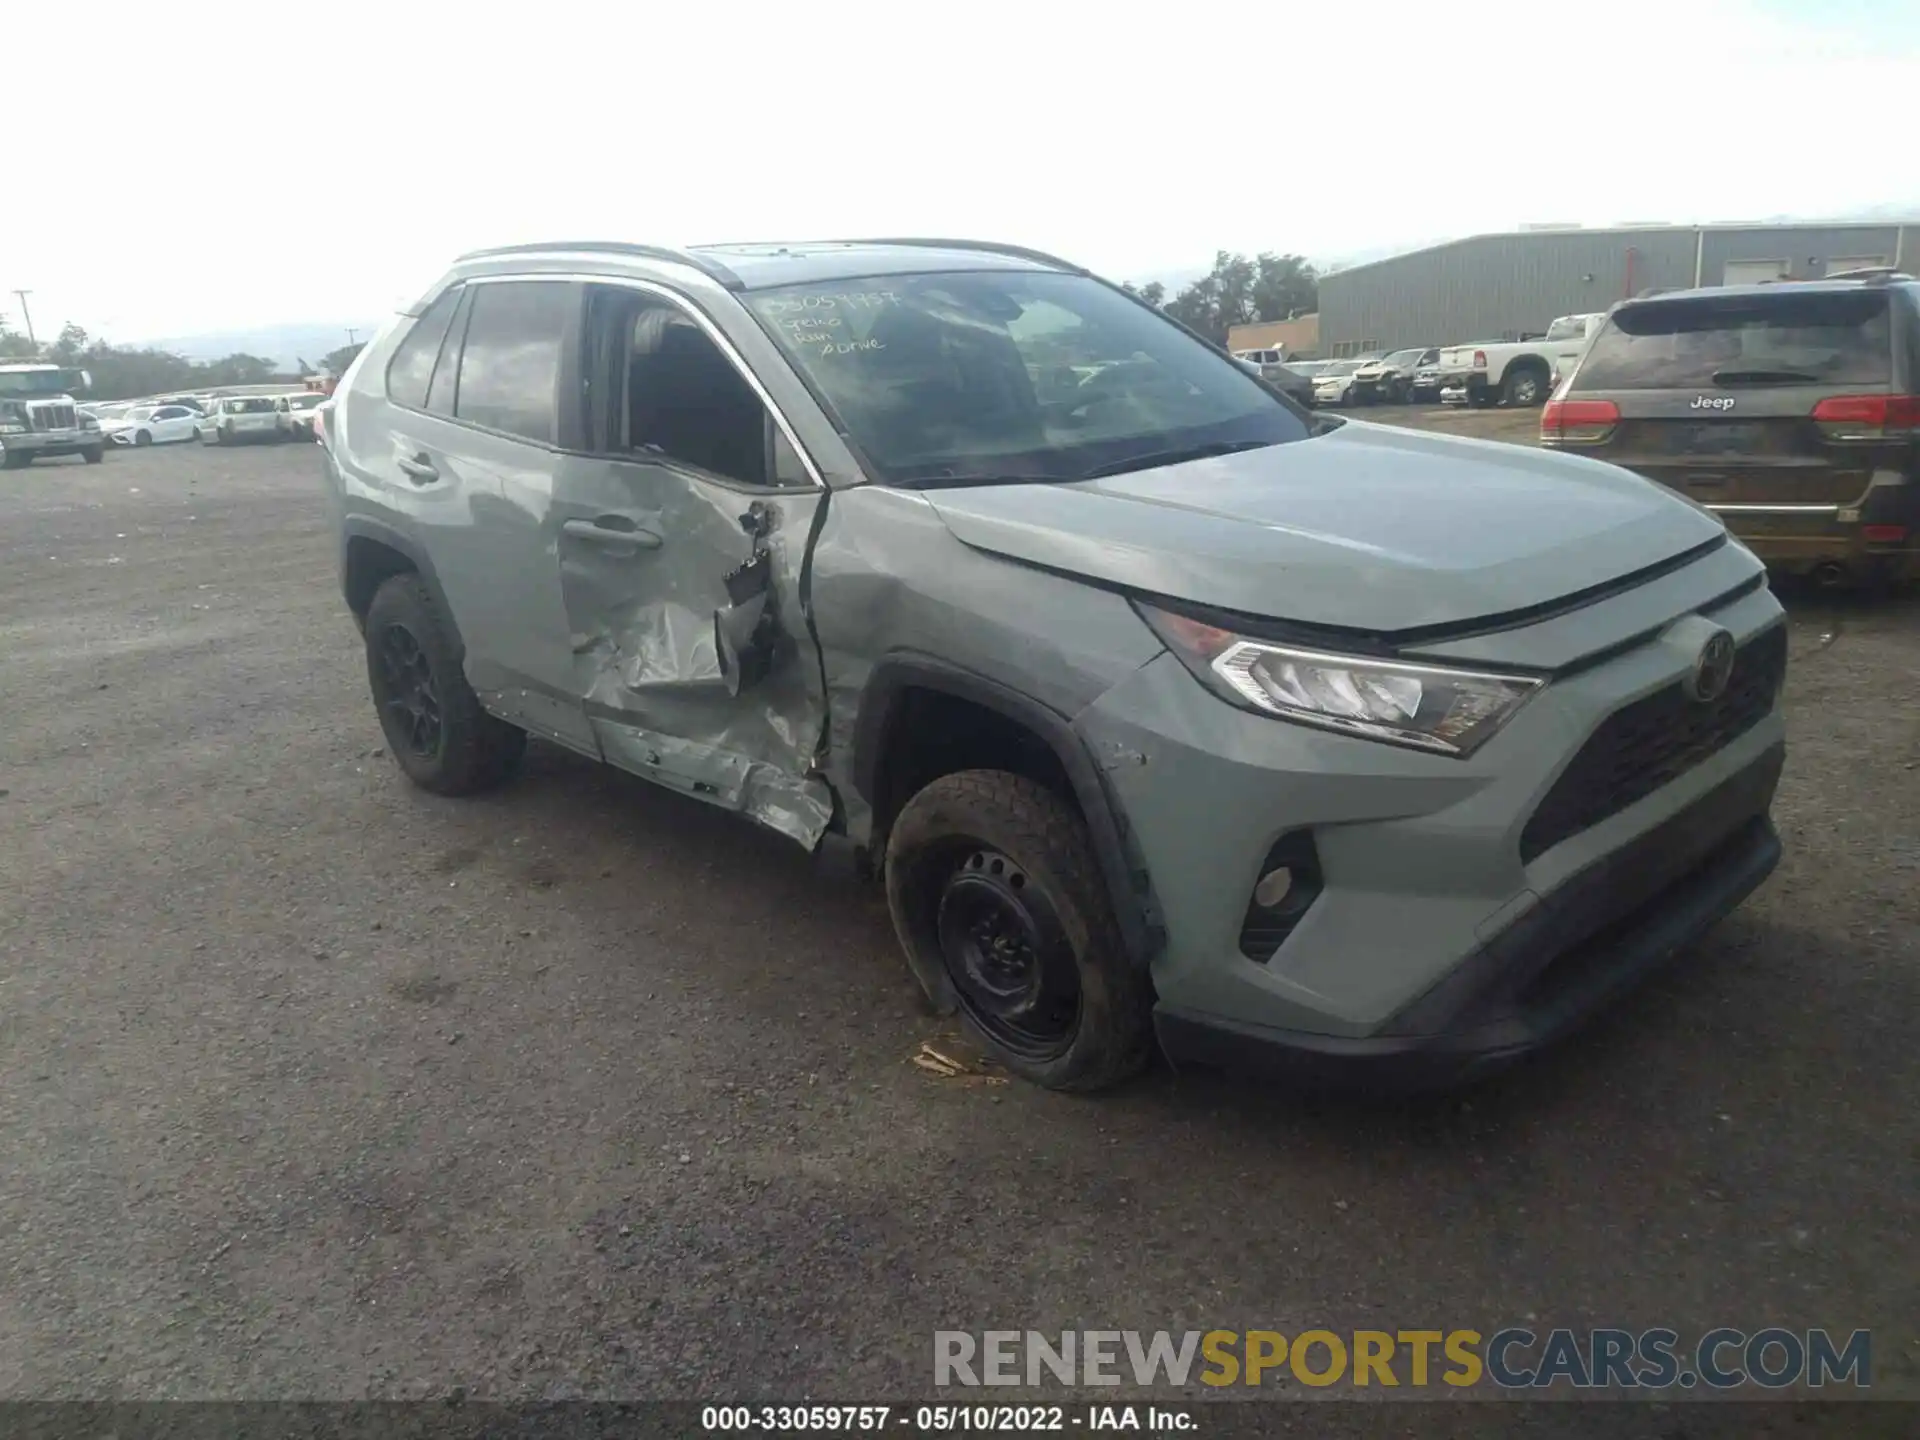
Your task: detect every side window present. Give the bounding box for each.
[386,285,463,410]
[596,289,803,488]
[424,288,471,416]
[454,281,570,444]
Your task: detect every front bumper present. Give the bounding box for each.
[1155,748,1782,1089]
[1,431,97,456]
[1071,560,1786,1086]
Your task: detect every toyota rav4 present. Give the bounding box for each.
[320,239,1788,1093]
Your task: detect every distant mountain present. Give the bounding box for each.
[133,321,384,371]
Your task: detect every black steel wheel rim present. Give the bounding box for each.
[934,848,1079,1060]
[375,623,443,759]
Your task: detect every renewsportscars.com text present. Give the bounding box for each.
[933,1328,1871,1391]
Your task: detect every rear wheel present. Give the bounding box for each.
[885,771,1153,1092]
[364,574,526,795]
[1502,364,1549,407]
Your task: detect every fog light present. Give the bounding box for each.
[1253,867,1295,910]
[1237,831,1324,963]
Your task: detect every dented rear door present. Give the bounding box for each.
[549,285,832,849]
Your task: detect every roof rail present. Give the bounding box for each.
[1822,266,1915,284]
[840,237,1088,273]
[453,240,745,290]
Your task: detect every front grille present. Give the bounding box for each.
[1520,624,1787,864]
[29,403,76,431]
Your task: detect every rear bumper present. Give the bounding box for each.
[1155,743,1784,1090]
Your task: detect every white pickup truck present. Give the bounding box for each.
[1436,312,1606,408]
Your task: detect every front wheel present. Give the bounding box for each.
[133,430,153,446]
[82,446,104,464]
[2,450,30,469]
[885,771,1153,1092]
[364,574,525,795]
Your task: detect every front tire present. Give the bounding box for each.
[2,450,30,469]
[133,429,153,446]
[885,771,1153,1092]
[82,446,104,464]
[363,574,525,796]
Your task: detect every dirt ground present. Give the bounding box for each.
[0,428,1915,1419]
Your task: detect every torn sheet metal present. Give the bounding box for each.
[595,723,834,848]
[557,459,832,849]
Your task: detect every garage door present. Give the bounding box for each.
[1723,259,1790,285]
[1825,255,1888,275]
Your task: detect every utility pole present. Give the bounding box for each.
[345,327,360,347]
[12,289,35,347]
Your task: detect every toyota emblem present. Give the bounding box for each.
[1685,629,1737,704]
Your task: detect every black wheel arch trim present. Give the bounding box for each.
[339,515,462,653]
[850,653,1159,970]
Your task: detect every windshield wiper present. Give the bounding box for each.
[1710,367,1823,386]
[1078,438,1277,480]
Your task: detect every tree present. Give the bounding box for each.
[49,323,91,364]
[0,320,38,358]
[203,352,278,386]
[321,342,365,379]
[1121,280,1168,308]
[1161,251,1319,345]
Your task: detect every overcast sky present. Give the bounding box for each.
[5,0,1915,345]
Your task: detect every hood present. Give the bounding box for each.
[918,420,1725,634]
[1314,371,1353,387]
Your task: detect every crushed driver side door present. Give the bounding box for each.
[549,282,833,849]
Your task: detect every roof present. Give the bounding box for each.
[453,238,1084,291]
[1324,219,1920,284]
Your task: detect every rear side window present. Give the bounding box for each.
[387,286,464,409]
[454,281,570,443]
[1577,290,1892,390]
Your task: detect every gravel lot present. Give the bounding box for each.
[1,427,1915,1417]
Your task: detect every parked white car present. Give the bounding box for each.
[199,394,291,445]
[1309,358,1367,407]
[101,403,201,446]
[279,392,329,438]
[1435,313,1606,408]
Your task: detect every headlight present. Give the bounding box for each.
[0,422,25,434]
[1137,602,1543,757]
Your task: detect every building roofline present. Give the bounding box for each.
[1322,219,1920,284]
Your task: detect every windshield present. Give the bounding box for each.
[746,270,1308,483]
[226,397,278,413]
[1544,316,1591,342]
[1318,360,1363,376]
[1383,348,1426,366]
[0,368,83,397]
[286,394,324,410]
[1575,291,1892,390]
[125,406,156,421]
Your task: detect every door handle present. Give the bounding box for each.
[397,454,438,483]
[563,516,663,549]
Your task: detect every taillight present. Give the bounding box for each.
[1541,398,1620,445]
[1472,350,1487,368]
[1810,394,1920,440]
[1861,524,1908,543]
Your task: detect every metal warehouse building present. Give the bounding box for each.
[1317,221,1920,357]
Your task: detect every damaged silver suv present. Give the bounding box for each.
[321,239,1788,1092]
